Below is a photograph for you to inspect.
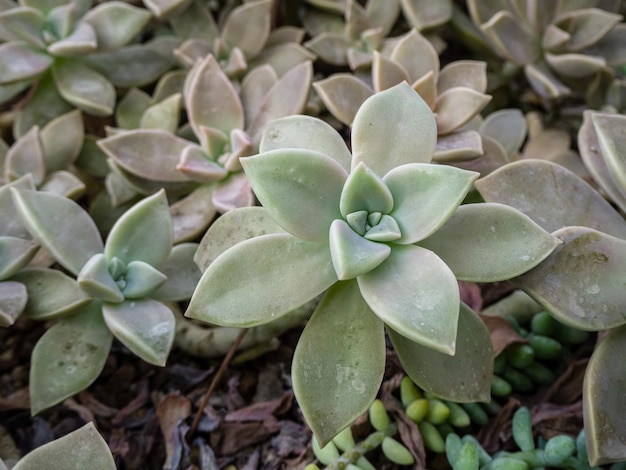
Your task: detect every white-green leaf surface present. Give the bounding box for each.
[104,190,173,267]
[221,0,272,58]
[11,188,103,275]
[584,325,626,466]
[122,260,167,299]
[0,42,52,83]
[241,150,346,242]
[514,227,626,331]
[592,113,626,197]
[0,280,27,326]
[29,302,113,415]
[82,2,152,50]
[0,236,38,279]
[358,244,459,355]
[151,243,202,302]
[186,233,337,327]
[77,253,124,303]
[292,280,385,446]
[351,82,437,176]
[389,303,492,402]
[383,163,478,244]
[52,61,115,116]
[313,74,374,126]
[420,203,561,282]
[40,109,84,172]
[102,298,174,366]
[4,126,46,185]
[259,115,352,171]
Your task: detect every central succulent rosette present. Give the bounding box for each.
[186,82,560,445]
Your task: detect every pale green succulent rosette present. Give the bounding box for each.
[186,82,560,445]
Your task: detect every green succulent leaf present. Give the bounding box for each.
[0,280,27,327]
[12,422,116,470]
[45,3,76,39]
[185,54,244,136]
[150,243,202,302]
[352,82,437,176]
[121,260,167,299]
[116,88,151,129]
[305,32,350,66]
[41,169,86,198]
[4,125,45,185]
[39,109,84,172]
[140,93,181,134]
[169,185,217,244]
[388,303,492,402]
[389,29,439,84]
[293,280,385,446]
[82,1,152,50]
[0,42,52,84]
[0,175,35,238]
[329,219,391,280]
[77,253,124,303]
[241,149,346,242]
[592,113,626,197]
[29,302,113,415]
[555,8,621,51]
[358,244,459,355]
[383,163,478,244]
[52,61,115,116]
[313,74,374,126]
[221,0,272,58]
[240,64,278,124]
[480,11,540,65]
[584,325,626,466]
[437,60,487,94]
[434,131,484,162]
[420,203,561,282]
[102,298,174,366]
[0,236,38,279]
[259,115,352,172]
[372,50,410,92]
[186,233,337,327]
[12,267,92,320]
[476,159,626,238]
[479,109,526,159]
[47,22,97,57]
[194,206,283,272]
[104,189,173,267]
[340,162,394,217]
[0,7,46,46]
[435,87,491,135]
[99,129,193,183]
[514,227,626,331]
[11,188,104,276]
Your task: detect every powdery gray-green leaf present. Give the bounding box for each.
[352,82,436,175]
[358,244,459,355]
[220,0,272,59]
[29,302,113,415]
[150,243,202,302]
[420,203,561,282]
[52,61,115,116]
[313,74,373,126]
[4,125,45,185]
[0,280,27,326]
[185,233,337,327]
[77,253,124,303]
[0,42,52,83]
[169,185,217,244]
[39,109,84,172]
[388,302,492,402]
[82,1,152,50]
[11,188,104,276]
[241,149,346,242]
[102,298,174,366]
[479,109,526,159]
[0,236,38,279]
[292,280,385,446]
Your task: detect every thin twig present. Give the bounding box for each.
[186,328,248,441]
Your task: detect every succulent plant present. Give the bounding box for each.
[313,28,491,161]
[9,188,201,414]
[184,83,560,445]
[0,0,177,133]
[98,54,313,243]
[463,0,626,100]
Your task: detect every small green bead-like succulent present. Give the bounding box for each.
[9,188,202,414]
[185,82,560,445]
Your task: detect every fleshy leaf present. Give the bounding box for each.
[388,303,492,402]
[221,0,272,58]
[122,260,167,299]
[185,233,337,327]
[313,74,374,126]
[12,267,92,320]
[11,188,104,276]
[29,302,113,415]
[434,130,483,162]
[82,2,152,50]
[241,149,346,242]
[185,54,243,136]
[436,87,491,135]
[140,93,181,134]
[584,325,626,466]
[480,11,540,65]
[292,280,385,446]
[383,163,478,244]
[420,203,561,282]
[259,115,352,172]
[475,160,626,238]
[514,227,626,331]
[194,206,283,271]
[46,22,97,57]
[592,113,626,196]
[0,175,35,239]
[52,61,115,116]
[329,219,391,280]
[104,189,173,267]
[151,243,202,302]
[358,244,459,354]
[0,281,27,326]
[12,422,116,470]
[169,185,217,244]
[340,162,393,216]
[0,42,52,83]
[0,7,46,46]
[211,171,254,212]
[99,129,193,183]
[40,109,84,172]
[77,253,124,303]
[479,109,526,158]
[352,82,437,175]
[0,236,38,279]
[4,126,45,185]
[437,60,487,94]
[372,50,410,92]
[389,29,439,83]
[102,299,174,366]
